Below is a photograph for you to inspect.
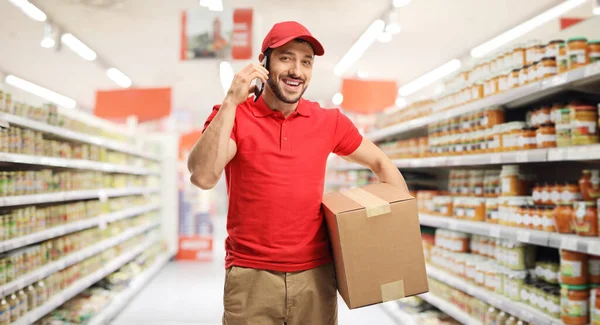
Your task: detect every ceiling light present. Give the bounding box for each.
[40,38,55,48]
[332,92,344,106]
[471,0,587,58]
[398,59,461,97]
[219,61,234,96]
[61,33,97,61]
[8,0,47,22]
[200,0,223,11]
[377,31,392,43]
[594,0,600,15]
[395,97,407,107]
[5,75,76,109]
[385,23,402,35]
[106,68,132,88]
[334,19,385,76]
[393,0,411,8]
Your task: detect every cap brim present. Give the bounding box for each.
[270,34,325,56]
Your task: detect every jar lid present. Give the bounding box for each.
[538,123,555,128]
[567,37,588,43]
[549,39,565,45]
[559,43,566,48]
[561,284,589,290]
[541,56,556,62]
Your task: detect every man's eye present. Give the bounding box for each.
[303,61,312,66]
[280,57,290,61]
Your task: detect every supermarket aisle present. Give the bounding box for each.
[113,216,399,325]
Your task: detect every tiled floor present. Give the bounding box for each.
[113,216,399,325]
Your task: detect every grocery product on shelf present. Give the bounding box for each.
[33,241,166,325]
[0,194,158,241]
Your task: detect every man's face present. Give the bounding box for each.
[265,40,314,104]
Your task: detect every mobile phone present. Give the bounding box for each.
[254,56,268,102]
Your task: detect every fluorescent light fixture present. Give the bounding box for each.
[5,75,76,109]
[471,0,587,58]
[357,71,369,79]
[200,0,223,11]
[219,61,234,96]
[334,19,385,76]
[106,68,132,88]
[332,92,344,106]
[377,31,392,43]
[40,37,55,48]
[8,0,47,22]
[398,59,461,97]
[61,33,97,61]
[594,0,600,15]
[395,97,407,107]
[393,0,411,8]
[385,23,402,35]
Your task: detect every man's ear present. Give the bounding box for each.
[258,52,265,62]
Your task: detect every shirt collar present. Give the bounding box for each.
[251,97,311,118]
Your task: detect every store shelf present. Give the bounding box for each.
[378,301,418,325]
[368,63,600,142]
[0,187,159,208]
[0,152,158,175]
[333,145,600,170]
[87,251,174,325]
[0,203,160,253]
[417,293,482,325]
[0,221,159,297]
[420,213,600,255]
[426,265,560,325]
[0,112,161,162]
[14,238,166,325]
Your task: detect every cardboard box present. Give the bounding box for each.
[322,183,428,309]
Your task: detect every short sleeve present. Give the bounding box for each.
[332,109,363,156]
[203,104,236,142]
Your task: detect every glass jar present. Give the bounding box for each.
[536,124,557,148]
[558,44,569,74]
[546,40,565,59]
[501,165,527,196]
[561,250,589,285]
[554,203,574,234]
[556,107,573,148]
[571,105,599,146]
[562,183,582,204]
[518,127,538,150]
[551,183,563,205]
[519,65,530,86]
[590,257,600,285]
[509,69,520,89]
[579,170,600,201]
[561,284,590,325]
[572,201,598,236]
[543,207,557,232]
[568,37,589,70]
[590,41,600,63]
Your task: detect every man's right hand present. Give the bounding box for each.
[225,63,269,106]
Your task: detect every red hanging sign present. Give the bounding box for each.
[231,9,253,60]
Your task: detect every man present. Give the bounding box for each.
[188,21,409,325]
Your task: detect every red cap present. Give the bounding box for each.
[261,21,324,56]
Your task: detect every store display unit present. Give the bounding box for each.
[418,293,482,325]
[14,236,163,325]
[369,62,600,142]
[0,84,178,324]
[427,265,560,325]
[336,144,600,170]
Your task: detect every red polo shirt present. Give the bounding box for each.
[203,97,363,272]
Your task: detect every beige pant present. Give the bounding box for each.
[222,263,338,325]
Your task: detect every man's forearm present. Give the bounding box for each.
[372,159,409,193]
[187,98,236,187]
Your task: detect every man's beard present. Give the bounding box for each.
[267,76,307,104]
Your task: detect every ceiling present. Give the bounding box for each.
[0,0,589,126]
